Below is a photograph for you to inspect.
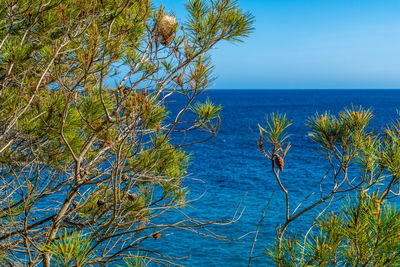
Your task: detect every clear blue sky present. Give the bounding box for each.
[159,0,400,89]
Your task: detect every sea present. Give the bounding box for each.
[150,89,400,266]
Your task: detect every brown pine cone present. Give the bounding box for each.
[152,232,162,240]
[97,199,105,207]
[123,87,129,95]
[258,135,263,150]
[275,155,284,171]
[128,193,137,202]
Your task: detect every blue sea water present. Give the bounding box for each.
[153,89,400,266]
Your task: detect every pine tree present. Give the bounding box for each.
[257,107,400,266]
[0,0,253,265]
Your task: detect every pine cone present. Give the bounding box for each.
[275,155,284,171]
[128,193,137,202]
[152,232,162,240]
[258,135,263,150]
[97,199,105,207]
[123,87,129,95]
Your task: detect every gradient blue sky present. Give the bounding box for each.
[160,0,400,89]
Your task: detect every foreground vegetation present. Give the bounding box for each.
[258,107,400,266]
[0,0,253,265]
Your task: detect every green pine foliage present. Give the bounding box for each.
[269,191,400,266]
[0,0,253,265]
[257,107,400,266]
[44,230,94,267]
